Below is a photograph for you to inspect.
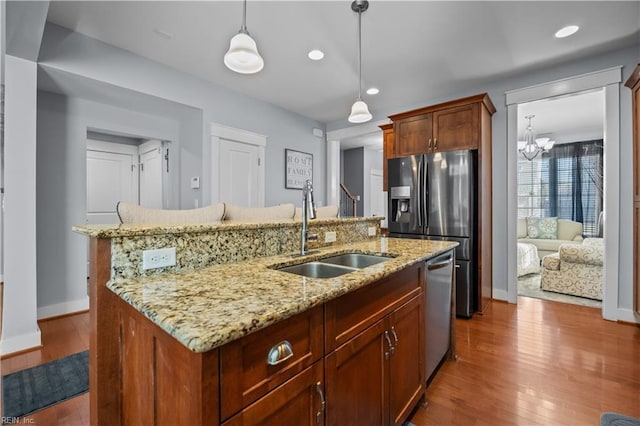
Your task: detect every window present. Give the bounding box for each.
[517,140,603,237]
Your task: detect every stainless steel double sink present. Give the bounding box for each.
[273,253,391,278]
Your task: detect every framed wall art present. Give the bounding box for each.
[285,149,313,189]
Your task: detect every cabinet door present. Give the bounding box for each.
[635,204,640,315]
[432,104,478,152]
[223,362,325,426]
[388,296,425,426]
[382,126,395,191]
[326,320,388,426]
[394,114,432,156]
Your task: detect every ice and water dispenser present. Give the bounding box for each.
[390,186,411,224]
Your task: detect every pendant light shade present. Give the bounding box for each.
[349,100,372,123]
[224,0,264,74]
[348,0,372,124]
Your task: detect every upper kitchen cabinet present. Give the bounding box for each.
[380,123,395,191]
[388,93,496,157]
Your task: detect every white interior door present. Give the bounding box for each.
[219,138,260,207]
[138,140,164,208]
[86,145,138,224]
[370,170,385,221]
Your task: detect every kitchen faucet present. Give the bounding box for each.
[300,180,317,255]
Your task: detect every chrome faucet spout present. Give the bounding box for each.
[301,180,317,255]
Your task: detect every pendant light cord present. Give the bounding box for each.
[240,0,248,33]
[357,8,363,101]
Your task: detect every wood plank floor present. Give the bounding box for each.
[2,297,639,425]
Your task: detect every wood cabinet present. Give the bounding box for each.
[220,305,324,420]
[380,123,394,191]
[625,64,640,317]
[325,264,425,425]
[382,94,495,315]
[390,100,483,157]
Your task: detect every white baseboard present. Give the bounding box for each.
[0,329,42,356]
[492,288,511,303]
[37,297,89,320]
[616,308,640,324]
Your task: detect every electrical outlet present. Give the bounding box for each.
[368,227,377,237]
[142,247,176,270]
[325,231,337,243]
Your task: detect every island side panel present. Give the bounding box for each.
[89,237,121,425]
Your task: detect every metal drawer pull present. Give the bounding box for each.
[391,326,399,348]
[384,330,394,359]
[267,340,294,365]
[315,382,325,425]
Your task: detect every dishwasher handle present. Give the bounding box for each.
[427,257,453,271]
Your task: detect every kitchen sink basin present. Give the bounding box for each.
[319,253,391,269]
[273,253,392,279]
[276,262,357,278]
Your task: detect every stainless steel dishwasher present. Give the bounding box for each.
[425,250,454,382]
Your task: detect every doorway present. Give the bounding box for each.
[506,67,622,320]
[514,90,604,309]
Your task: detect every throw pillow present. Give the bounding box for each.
[527,217,558,239]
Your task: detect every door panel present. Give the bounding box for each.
[138,141,164,209]
[87,149,137,224]
[219,139,260,207]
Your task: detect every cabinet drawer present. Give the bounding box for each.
[220,305,324,420]
[222,362,324,426]
[325,263,423,352]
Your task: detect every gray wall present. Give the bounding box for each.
[31,22,328,316]
[342,148,364,216]
[328,44,639,314]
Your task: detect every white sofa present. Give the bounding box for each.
[517,218,583,258]
[116,202,339,225]
[540,238,603,300]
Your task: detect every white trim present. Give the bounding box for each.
[86,139,139,155]
[616,308,640,324]
[210,123,266,206]
[325,119,389,142]
[505,67,623,105]
[37,296,89,320]
[0,329,41,356]
[492,289,509,302]
[506,68,622,321]
[327,140,341,207]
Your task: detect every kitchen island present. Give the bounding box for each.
[74,219,457,425]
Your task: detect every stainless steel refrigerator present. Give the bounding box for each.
[387,150,477,317]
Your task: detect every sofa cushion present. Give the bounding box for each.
[517,218,528,239]
[117,202,225,224]
[517,238,576,253]
[557,219,584,242]
[559,242,604,266]
[224,203,295,223]
[293,205,339,221]
[527,217,558,239]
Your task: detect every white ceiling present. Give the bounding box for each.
[45,1,640,127]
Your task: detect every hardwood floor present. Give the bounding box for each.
[2,298,639,425]
[411,297,640,425]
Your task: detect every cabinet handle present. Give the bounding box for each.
[390,326,399,349]
[384,330,394,359]
[267,340,294,366]
[434,138,438,150]
[315,382,325,425]
[428,138,433,150]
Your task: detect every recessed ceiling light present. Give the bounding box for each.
[308,49,324,61]
[555,25,579,39]
[366,87,379,95]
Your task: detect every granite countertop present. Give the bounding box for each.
[108,237,457,353]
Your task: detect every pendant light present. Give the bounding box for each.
[348,0,372,123]
[224,0,264,74]
[518,115,556,161]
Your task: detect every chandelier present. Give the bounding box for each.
[518,115,555,161]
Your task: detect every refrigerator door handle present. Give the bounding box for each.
[422,156,428,231]
[416,159,423,228]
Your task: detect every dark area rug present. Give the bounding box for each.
[2,350,89,419]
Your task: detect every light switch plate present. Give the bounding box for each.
[142,247,176,270]
[368,227,377,236]
[325,231,337,243]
